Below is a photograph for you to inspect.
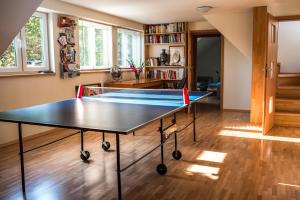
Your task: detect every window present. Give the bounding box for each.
[117,28,142,67]
[0,12,49,73]
[23,12,49,71]
[78,20,112,70]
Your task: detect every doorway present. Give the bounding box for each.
[188,30,224,109]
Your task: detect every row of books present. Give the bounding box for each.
[145,23,185,34]
[146,69,184,80]
[145,34,184,44]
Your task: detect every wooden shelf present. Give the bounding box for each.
[144,32,184,36]
[145,42,185,46]
[148,78,183,81]
[145,66,184,69]
[144,22,188,87]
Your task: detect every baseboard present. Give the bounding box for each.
[223,109,250,113]
[0,128,66,148]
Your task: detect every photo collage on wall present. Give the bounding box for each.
[57,15,80,79]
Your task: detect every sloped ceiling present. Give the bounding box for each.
[0,0,44,56]
[204,10,253,59]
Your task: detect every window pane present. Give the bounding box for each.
[117,28,141,67]
[117,32,122,66]
[127,34,133,62]
[95,29,104,67]
[79,20,112,69]
[79,25,90,66]
[0,42,17,68]
[24,14,46,67]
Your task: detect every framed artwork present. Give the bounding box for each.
[169,46,184,66]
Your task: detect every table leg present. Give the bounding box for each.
[156,119,167,175]
[80,129,90,161]
[116,134,122,200]
[173,113,177,151]
[102,131,105,142]
[193,104,196,142]
[80,129,84,151]
[18,123,26,195]
[160,119,164,165]
[172,113,182,160]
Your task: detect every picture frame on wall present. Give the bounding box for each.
[169,45,184,66]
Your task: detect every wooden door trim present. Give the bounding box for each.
[275,15,300,21]
[250,6,268,127]
[188,29,224,110]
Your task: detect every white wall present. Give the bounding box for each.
[278,21,300,73]
[189,17,252,111]
[0,2,142,145]
[223,40,251,110]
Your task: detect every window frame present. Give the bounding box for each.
[117,28,143,68]
[22,12,50,72]
[78,19,112,70]
[0,11,50,73]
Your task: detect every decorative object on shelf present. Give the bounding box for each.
[169,46,184,66]
[57,15,79,79]
[128,59,144,81]
[160,49,168,65]
[110,65,122,81]
[146,57,160,66]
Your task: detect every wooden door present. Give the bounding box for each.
[263,15,278,134]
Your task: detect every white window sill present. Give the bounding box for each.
[0,71,56,78]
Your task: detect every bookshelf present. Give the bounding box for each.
[144,22,188,83]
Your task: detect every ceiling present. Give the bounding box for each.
[60,0,299,24]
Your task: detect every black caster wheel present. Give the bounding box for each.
[156,164,167,175]
[80,150,90,161]
[172,150,182,160]
[102,141,110,151]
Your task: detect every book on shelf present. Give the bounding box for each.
[145,33,184,44]
[146,68,184,80]
[144,22,185,34]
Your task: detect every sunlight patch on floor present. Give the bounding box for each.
[30,180,59,200]
[185,164,220,180]
[196,151,227,163]
[219,130,300,143]
[278,183,300,188]
[224,125,262,132]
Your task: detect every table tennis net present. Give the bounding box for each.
[81,86,185,97]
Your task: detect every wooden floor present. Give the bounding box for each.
[1,105,300,200]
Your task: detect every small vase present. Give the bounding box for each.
[160,49,168,66]
[135,72,140,81]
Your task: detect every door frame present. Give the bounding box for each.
[188,30,224,110]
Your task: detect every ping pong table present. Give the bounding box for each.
[0,87,210,200]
